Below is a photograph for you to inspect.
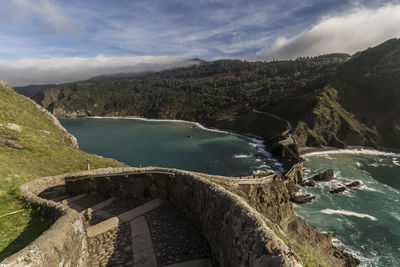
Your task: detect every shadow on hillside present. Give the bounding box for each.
[0,210,49,261]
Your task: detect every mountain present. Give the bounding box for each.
[31,38,400,151]
[332,38,400,149]
[0,79,125,260]
[14,84,57,98]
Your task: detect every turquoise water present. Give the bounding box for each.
[295,151,400,266]
[60,118,400,265]
[59,118,282,176]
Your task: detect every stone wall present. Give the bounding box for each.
[0,174,89,267]
[1,167,302,267]
[65,167,302,267]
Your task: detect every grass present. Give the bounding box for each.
[264,221,331,267]
[0,82,126,260]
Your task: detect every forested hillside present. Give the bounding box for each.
[31,38,400,151]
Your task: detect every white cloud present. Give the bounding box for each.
[12,0,81,36]
[0,56,199,86]
[257,4,400,60]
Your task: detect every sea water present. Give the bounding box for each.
[60,118,399,265]
[59,118,283,177]
[295,151,400,266]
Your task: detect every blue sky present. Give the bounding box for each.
[1,0,400,85]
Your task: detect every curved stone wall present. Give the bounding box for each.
[1,167,302,267]
[65,167,301,267]
[0,174,88,267]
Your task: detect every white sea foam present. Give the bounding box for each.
[91,116,233,134]
[358,184,380,193]
[233,154,252,158]
[355,161,362,167]
[390,211,400,222]
[367,162,382,167]
[321,154,333,160]
[392,157,400,166]
[321,209,377,221]
[303,148,400,158]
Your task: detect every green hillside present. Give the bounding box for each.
[0,80,125,260]
[33,54,349,138]
[32,38,400,151]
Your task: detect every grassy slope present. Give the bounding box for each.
[0,81,125,260]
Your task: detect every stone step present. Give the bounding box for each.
[87,217,120,238]
[50,194,71,202]
[160,259,212,267]
[118,199,163,223]
[61,193,87,205]
[131,216,157,267]
[67,202,85,213]
[86,199,163,238]
[85,197,116,212]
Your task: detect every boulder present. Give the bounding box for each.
[346,181,362,188]
[291,194,315,204]
[301,179,316,187]
[329,186,346,194]
[312,169,334,182]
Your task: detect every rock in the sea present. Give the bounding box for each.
[312,169,334,182]
[329,186,346,194]
[346,181,361,188]
[285,181,300,198]
[301,179,316,187]
[291,194,315,204]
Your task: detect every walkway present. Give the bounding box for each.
[252,109,292,136]
[39,187,213,267]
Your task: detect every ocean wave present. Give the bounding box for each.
[233,154,252,158]
[303,148,400,158]
[321,209,377,221]
[390,211,400,222]
[392,158,400,166]
[358,184,381,193]
[332,237,376,267]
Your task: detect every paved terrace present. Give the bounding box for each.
[39,178,213,267]
[2,167,302,267]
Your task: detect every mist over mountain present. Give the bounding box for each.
[28,39,400,152]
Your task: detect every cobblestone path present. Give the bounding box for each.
[40,186,213,267]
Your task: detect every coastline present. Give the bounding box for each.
[78,115,285,172]
[299,145,400,157]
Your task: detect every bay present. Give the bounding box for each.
[59,118,282,177]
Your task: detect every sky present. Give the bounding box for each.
[1,0,400,86]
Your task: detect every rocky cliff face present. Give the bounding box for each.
[291,86,378,149]
[218,178,359,266]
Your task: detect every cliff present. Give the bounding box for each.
[209,174,359,266]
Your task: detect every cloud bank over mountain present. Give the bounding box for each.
[257,4,400,60]
[0,56,198,86]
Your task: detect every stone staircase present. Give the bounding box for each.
[39,187,213,267]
